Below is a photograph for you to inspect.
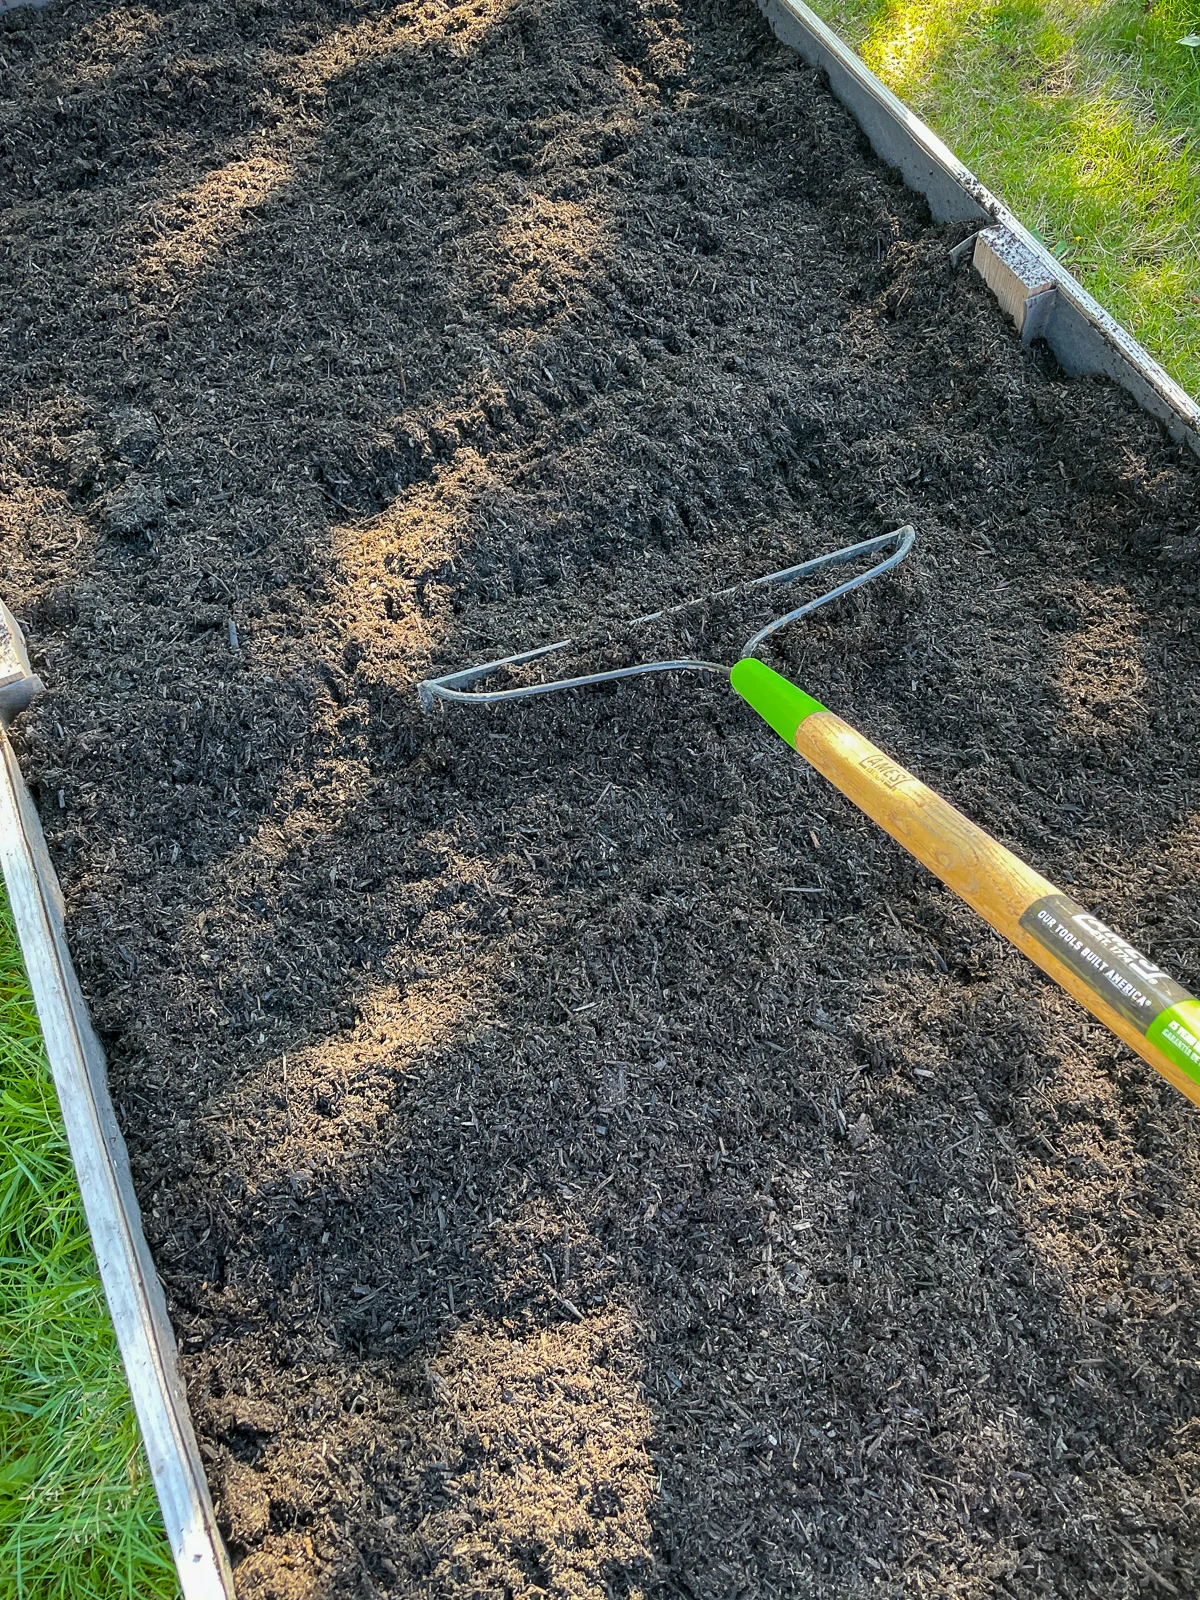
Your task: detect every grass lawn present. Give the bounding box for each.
[0,887,177,1599]
[809,0,1200,399]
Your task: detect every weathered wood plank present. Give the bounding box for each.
[0,610,233,1600]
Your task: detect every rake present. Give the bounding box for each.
[418,528,1200,1108]
[417,527,915,711]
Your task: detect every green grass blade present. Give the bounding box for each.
[0,886,179,1599]
[811,0,1200,397]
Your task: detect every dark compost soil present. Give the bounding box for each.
[4,0,1200,1593]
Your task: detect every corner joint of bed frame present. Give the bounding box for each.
[972,225,1059,346]
[0,599,45,727]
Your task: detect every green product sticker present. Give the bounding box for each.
[1019,893,1200,1085]
[1148,1000,1200,1086]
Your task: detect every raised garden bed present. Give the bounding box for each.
[3,0,1200,1593]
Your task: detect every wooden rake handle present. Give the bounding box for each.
[731,659,1200,1107]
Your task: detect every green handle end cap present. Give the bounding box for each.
[730,658,826,747]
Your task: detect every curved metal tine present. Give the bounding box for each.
[421,656,729,708]
[622,527,914,631]
[740,525,914,658]
[746,526,914,595]
[417,525,914,710]
[417,637,574,711]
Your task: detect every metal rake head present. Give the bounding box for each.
[417,526,915,712]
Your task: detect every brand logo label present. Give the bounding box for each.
[859,752,912,791]
[1019,893,1192,1034]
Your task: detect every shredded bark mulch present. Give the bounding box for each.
[3,0,1200,1593]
